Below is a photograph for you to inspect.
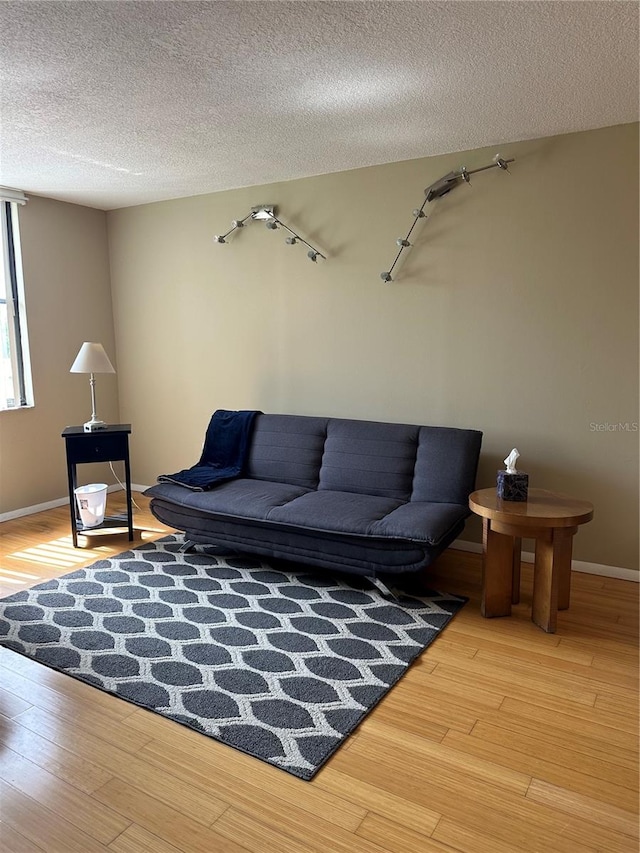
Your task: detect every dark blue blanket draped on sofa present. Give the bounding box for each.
[158,409,260,490]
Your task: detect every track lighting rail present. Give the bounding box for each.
[380,154,514,283]
[214,205,325,263]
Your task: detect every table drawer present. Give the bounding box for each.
[65,433,129,464]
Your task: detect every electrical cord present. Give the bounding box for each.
[109,461,142,511]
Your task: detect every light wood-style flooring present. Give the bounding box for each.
[0,493,638,853]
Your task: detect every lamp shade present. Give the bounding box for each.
[70,342,115,374]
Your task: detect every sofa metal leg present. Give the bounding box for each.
[368,576,399,601]
[179,539,197,553]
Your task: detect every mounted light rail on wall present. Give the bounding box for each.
[380,154,514,283]
[213,205,326,263]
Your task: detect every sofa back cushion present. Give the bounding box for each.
[246,414,328,488]
[318,419,419,501]
[411,426,482,505]
[247,414,482,506]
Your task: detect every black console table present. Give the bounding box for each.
[61,424,134,547]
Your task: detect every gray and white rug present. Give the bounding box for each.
[0,535,466,779]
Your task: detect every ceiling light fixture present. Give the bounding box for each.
[213,205,326,262]
[380,153,514,283]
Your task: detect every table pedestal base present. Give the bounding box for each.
[481,519,578,633]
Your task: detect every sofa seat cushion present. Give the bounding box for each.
[145,479,311,521]
[147,482,469,547]
[266,490,403,536]
[370,501,469,545]
[147,498,440,575]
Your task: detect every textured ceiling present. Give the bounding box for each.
[0,1,637,210]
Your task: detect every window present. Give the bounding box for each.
[0,190,32,410]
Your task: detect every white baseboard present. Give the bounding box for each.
[0,496,69,522]
[0,484,149,523]
[453,538,638,582]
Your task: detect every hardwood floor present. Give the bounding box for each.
[0,494,637,853]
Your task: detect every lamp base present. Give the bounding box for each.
[83,419,108,432]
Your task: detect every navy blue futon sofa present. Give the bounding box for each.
[145,414,482,578]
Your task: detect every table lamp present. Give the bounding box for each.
[70,342,115,432]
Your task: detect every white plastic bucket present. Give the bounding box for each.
[74,483,108,528]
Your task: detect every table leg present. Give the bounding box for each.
[532,531,559,633]
[66,461,78,548]
[511,537,522,605]
[124,453,134,542]
[556,527,577,610]
[481,518,514,618]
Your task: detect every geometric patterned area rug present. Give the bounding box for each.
[0,534,466,780]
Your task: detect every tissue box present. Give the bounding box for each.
[497,470,529,501]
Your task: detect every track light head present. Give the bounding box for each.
[412,209,426,218]
[308,250,318,262]
[232,219,244,228]
[380,272,392,282]
[266,219,278,230]
[213,235,226,244]
[396,239,411,248]
[285,237,297,245]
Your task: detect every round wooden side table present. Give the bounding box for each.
[469,487,594,633]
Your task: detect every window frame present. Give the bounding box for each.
[0,199,32,410]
